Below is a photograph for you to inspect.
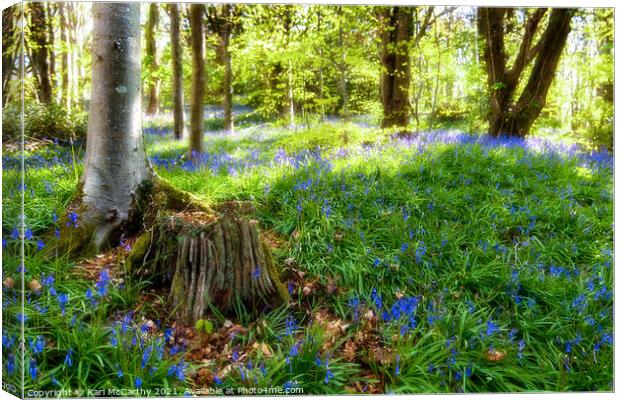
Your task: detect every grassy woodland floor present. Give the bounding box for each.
[2,116,614,394]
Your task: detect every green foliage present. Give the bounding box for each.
[2,101,88,141]
[3,119,613,393]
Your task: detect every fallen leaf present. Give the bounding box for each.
[3,277,15,289]
[343,340,357,361]
[29,279,42,292]
[486,348,507,362]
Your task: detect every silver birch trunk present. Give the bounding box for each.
[81,2,151,250]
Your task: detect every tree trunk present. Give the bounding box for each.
[479,8,575,137]
[169,3,185,140]
[28,2,53,104]
[378,7,413,130]
[222,43,233,133]
[337,7,349,121]
[55,3,288,321]
[46,2,56,89]
[189,4,205,156]
[2,6,18,106]
[145,3,160,115]
[58,3,151,253]
[59,3,70,110]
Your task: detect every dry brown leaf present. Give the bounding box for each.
[486,348,507,362]
[3,277,15,289]
[252,342,273,357]
[29,279,42,292]
[343,340,357,361]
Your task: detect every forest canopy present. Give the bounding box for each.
[2,4,614,149]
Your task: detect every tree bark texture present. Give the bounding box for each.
[127,205,289,323]
[337,7,349,120]
[189,4,206,156]
[378,7,413,129]
[145,3,160,115]
[169,3,185,140]
[70,2,151,252]
[478,8,575,137]
[2,6,18,105]
[59,3,71,110]
[208,4,235,133]
[28,2,53,104]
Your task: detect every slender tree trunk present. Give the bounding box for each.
[169,3,185,140]
[189,4,206,156]
[145,3,160,115]
[46,2,55,90]
[378,7,413,129]
[337,7,349,120]
[316,8,325,120]
[2,6,18,105]
[28,2,52,103]
[428,23,441,131]
[207,4,235,132]
[479,8,575,137]
[287,60,294,128]
[59,3,70,110]
[222,43,233,133]
[72,2,151,251]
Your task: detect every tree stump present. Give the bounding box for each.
[127,204,289,324]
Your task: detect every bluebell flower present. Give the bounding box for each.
[95,269,111,297]
[57,293,69,315]
[7,353,15,375]
[324,369,334,384]
[486,320,499,336]
[134,377,142,388]
[29,335,45,354]
[141,345,152,369]
[29,359,37,381]
[36,240,45,250]
[64,348,73,367]
[395,355,401,376]
[116,364,124,378]
[164,328,173,343]
[67,212,79,228]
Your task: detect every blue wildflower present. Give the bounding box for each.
[29,359,37,381]
[57,293,69,315]
[67,212,79,228]
[29,335,45,354]
[64,348,73,367]
[486,320,499,336]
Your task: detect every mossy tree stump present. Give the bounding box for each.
[127,203,288,324]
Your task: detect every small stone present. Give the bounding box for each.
[223,319,233,329]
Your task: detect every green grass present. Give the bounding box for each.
[2,118,613,394]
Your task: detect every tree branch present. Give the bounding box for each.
[506,8,547,87]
